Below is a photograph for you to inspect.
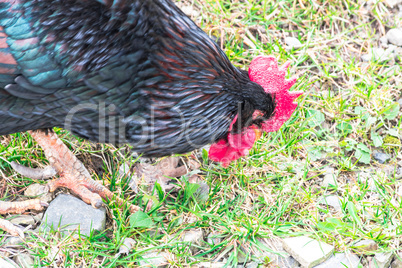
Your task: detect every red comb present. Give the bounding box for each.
[209,56,302,167]
[249,56,302,132]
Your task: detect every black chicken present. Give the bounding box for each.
[0,0,301,236]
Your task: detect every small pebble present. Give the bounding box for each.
[352,240,378,255]
[180,229,204,253]
[386,28,402,46]
[24,183,53,203]
[0,257,18,268]
[361,47,394,62]
[282,236,334,268]
[372,252,393,268]
[14,253,34,268]
[373,152,390,164]
[8,215,35,226]
[391,252,402,268]
[138,250,170,267]
[319,195,342,211]
[4,237,24,248]
[380,36,388,47]
[285,37,302,49]
[245,262,259,268]
[207,231,222,245]
[314,252,360,268]
[321,173,338,187]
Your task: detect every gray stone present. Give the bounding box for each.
[118,163,138,193]
[180,229,204,253]
[321,173,338,187]
[255,238,300,268]
[207,231,222,245]
[181,229,203,244]
[384,0,402,7]
[313,252,360,268]
[196,262,226,268]
[387,28,402,46]
[4,237,24,248]
[39,194,106,236]
[8,215,35,226]
[318,195,342,211]
[381,65,401,77]
[0,257,18,268]
[194,182,210,204]
[282,236,334,268]
[138,250,169,267]
[32,213,43,222]
[374,152,391,164]
[24,183,53,203]
[14,253,34,268]
[380,36,388,46]
[116,238,136,256]
[246,262,259,268]
[238,245,251,263]
[392,252,402,268]
[373,252,393,268]
[361,47,394,62]
[352,240,378,255]
[285,37,303,49]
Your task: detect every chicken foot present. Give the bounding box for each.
[0,199,47,237]
[1,129,140,236]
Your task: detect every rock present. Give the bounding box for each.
[196,262,226,268]
[138,250,169,267]
[387,28,402,46]
[361,47,394,62]
[352,240,378,255]
[398,99,402,107]
[194,182,210,204]
[255,238,300,268]
[384,0,402,7]
[381,65,401,77]
[24,183,53,203]
[321,173,338,187]
[8,215,35,226]
[32,213,43,222]
[313,252,360,268]
[180,229,204,253]
[39,194,106,236]
[14,253,34,268]
[392,252,402,268]
[116,238,136,256]
[285,37,302,49]
[373,152,390,164]
[380,36,388,47]
[207,231,222,245]
[4,237,24,248]
[237,245,251,263]
[0,257,18,268]
[118,163,138,193]
[318,195,342,211]
[246,262,259,268]
[372,252,393,268]
[283,237,333,268]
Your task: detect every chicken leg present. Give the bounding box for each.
[0,129,140,237]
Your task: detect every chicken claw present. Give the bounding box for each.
[0,199,47,238]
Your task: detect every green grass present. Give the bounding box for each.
[1,0,401,267]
